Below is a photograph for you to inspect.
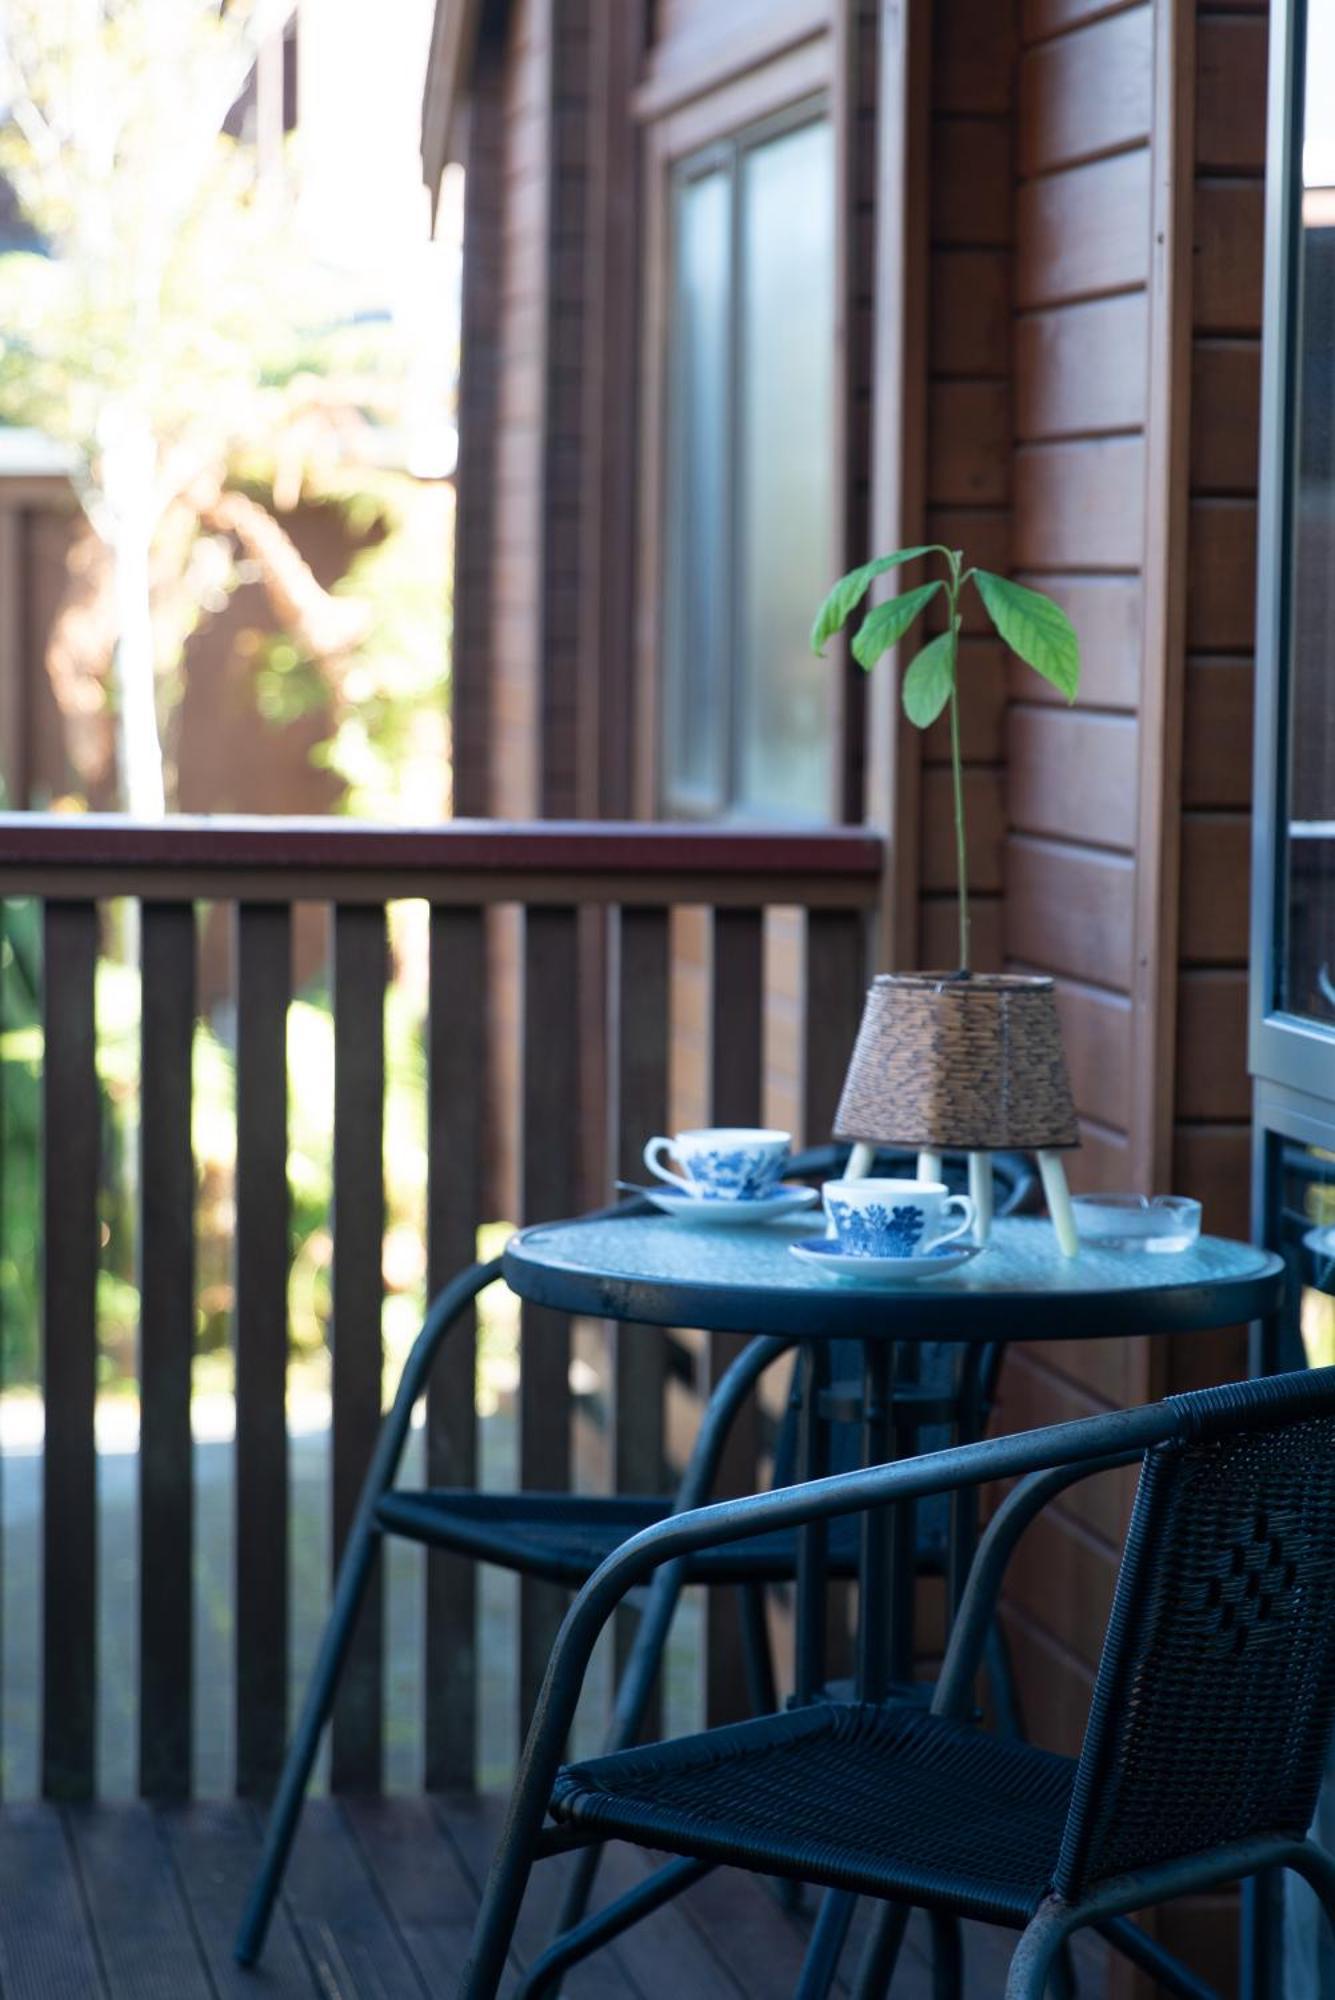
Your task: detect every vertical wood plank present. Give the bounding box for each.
[42,899,99,1800]
[233,903,291,1799]
[330,904,387,1792]
[138,904,196,1799]
[803,909,869,1147]
[705,907,764,1727]
[424,906,486,1790]
[612,908,670,1709]
[518,904,580,1732]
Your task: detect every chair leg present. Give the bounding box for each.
[848,1898,911,1999]
[1006,1899,1082,2000]
[796,1889,857,1999]
[552,1556,688,1936]
[516,1856,712,1998]
[233,1517,382,1964]
[1289,1842,1335,1945]
[234,1256,500,1968]
[930,1911,964,1999]
[1096,1914,1219,1999]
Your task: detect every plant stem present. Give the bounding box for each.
[943,551,969,972]
[947,658,970,973]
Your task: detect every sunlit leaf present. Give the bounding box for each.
[850,581,942,670]
[901,628,956,729]
[972,570,1080,701]
[809,546,941,653]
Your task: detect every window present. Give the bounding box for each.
[660,111,835,822]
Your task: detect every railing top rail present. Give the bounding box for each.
[0,815,885,908]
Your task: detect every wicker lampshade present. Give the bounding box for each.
[833,972,1079,1152]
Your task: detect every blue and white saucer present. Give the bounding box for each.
[789,1237,983,1284]
[627,1183,820,1226]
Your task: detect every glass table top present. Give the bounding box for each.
[502,1214,1285,1342]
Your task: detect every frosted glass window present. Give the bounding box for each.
[663,168,731,815]
[661,112,835,821]
[736,120,835,817]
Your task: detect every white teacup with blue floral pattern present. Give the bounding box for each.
[821,1178,976,1258]
[643,1127,791,1202]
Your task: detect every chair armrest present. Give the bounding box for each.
[529,1401,1176,1752]
[931,1448,1142,1720]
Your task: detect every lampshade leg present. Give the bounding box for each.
[1037,1151,1079,1257]
[968,1152,992,1243]
[846,1142,876,1180]
[917,1150,943,1183]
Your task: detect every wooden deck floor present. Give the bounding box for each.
[0,1795,1110,1997]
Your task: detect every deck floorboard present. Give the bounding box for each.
[0,1797,1107,1996]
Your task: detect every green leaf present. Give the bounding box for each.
[901,629,957,729]
[850,581,942,670]
[972,570,1080,701]
[809,545,941,654]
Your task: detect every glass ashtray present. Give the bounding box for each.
[1070,1194,1202,1254]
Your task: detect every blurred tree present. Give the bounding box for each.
[0,0,393,813]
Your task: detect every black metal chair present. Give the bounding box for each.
[235,1145,1034,1968]
[460,1367,1335,2000]
[373,1143,1034,1726]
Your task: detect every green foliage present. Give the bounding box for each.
[971,569,1080,700]
[850,582,942,671]
[811,545,1081,972]
[809,546,939,655]
[900,629,957,729]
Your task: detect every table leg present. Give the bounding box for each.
[888,1343,920,1689]
[856,1339,897,1700]
[946,1344,987,1620]
[794,1342,831,1706]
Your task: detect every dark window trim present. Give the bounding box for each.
[1250,0,1335,1096]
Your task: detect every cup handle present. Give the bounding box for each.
[643,1136,694,1194]
[936,1194,977,1248]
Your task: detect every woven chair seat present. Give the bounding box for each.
[551,1702,1075,1924]
[375,1489,948,1585]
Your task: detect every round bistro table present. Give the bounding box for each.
[504,1212,1285,1701]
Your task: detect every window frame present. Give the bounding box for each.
[1251,0,1335,1098]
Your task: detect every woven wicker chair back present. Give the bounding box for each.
[1054,1367,1335,1899]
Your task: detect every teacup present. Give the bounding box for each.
[643,1127,791,1202]
[822,1178,976,1258]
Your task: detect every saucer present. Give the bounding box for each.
[789,1237,982,1284]
[627,1183,820,1226]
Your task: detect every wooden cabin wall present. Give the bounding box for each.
[1169,0,1267,1301]
[916,0,1016,976]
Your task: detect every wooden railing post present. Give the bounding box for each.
[424,905,487,1790]
[330,904,387,1792]
[234,903,292,1798]
[704,907,765,1728]
[518,904,580,1734]
[138,902,197,1799]
[41,899,99,1801]
[611,907,670,1719]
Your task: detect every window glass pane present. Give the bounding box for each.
[735,117,835,820]
[1281,0,1335,1020]
[663,167,732,815]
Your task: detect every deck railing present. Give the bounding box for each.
[0,815,882,1803]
